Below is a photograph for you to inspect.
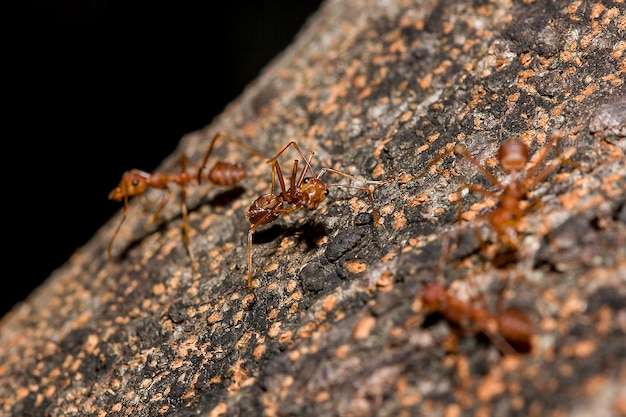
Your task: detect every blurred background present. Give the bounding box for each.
[5,0,324,318]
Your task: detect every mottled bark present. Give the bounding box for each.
[2,1,625,416]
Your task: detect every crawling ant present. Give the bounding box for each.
[108,132,265,270]
[246,141,391,290]
[419,131,577,264]
[420,277,533,354]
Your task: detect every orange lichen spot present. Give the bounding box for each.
[335,344,350,358]
[322,294,338,311]
[207,311,221,324]
[561,294,587,318]
[427,132,441,143]
[152,282,165,296]
[602,73,623,86]
[400,110,413,122]
[253,343,266,360]
[508,92,520,102]
[573,83,597,103]
[268,308,280,321]
[460,210,479,222]
[409,194,430,207]
[433,60,452,75]
[393,211,407,230]
[390,38,407,54]
[285,290,302,306]
[357,87,372,100]
[550,104,564,116]
[477,369,506,402]
[568,1,582,16]
[590,3,606,19]
[612,41,626,59]
[297,322,317,339]
[353,74,367,89]
[518,69,535,78]
[442,21,454,35]
[352,316,377,339]
[560,50,574,62]
[419,73,433,90]
[376,270,394,291]
[15,387,29,401]
[278,330,293,345]
[344,261,367,273]
[268,322,282,339]
[140,378,153,389]
[381,250,398,262]
[417,143,430,154]
[236,332,252,349]
[171,358,184,369]
[315,391,331,403]
[208,402,228,417]
[536,112,550,129]
[372,164,387,178]
[573,340,596,357]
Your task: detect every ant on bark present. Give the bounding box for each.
[420,277,533,355]
[108,132,265,271]
[245,140,391,290]
[418,131,578,264]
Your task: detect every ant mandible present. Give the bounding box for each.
[245,140,389,290]
[108,132,265,271]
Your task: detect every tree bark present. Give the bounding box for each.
[2,0,625,416]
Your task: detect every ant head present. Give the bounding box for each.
[108,170,149,201]
[301,177,328,210]
[420,282,447,309]
[498,138,529,174]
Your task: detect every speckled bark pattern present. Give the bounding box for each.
[2,0,625,416]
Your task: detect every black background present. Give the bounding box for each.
[5,0,324,318]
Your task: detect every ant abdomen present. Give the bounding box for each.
[247,193,283,226]
[206,161,247,186]
[497,308,533,345]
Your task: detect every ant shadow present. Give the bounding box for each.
[202,186,246,207]
[251,220,328,253]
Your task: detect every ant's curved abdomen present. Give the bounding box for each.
[247,193,283,226]
[205,161,247,186]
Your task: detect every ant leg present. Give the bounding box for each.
[454,146,504,190]
[107,194,129,260]
[196,132,266,183]
[247,218,268,291]
[328,183,380,226]
[456,182,501,222]
[317,167,386,225]
[414,143,456,181]
[527,131,580,189]
[180,187,197,272]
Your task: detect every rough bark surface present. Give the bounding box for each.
[2,1,625,416]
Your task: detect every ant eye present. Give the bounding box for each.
[324,189,329,195]
[132,180,140,186]
[303,177,310,183]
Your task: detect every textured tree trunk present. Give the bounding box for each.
[2,0,625,416]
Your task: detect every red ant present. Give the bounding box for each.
[419,131,577,263]
[245,141,390,290]
[108,132,265,271]
[420,276,533,355]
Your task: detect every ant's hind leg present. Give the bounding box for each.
[180,187,197,272]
